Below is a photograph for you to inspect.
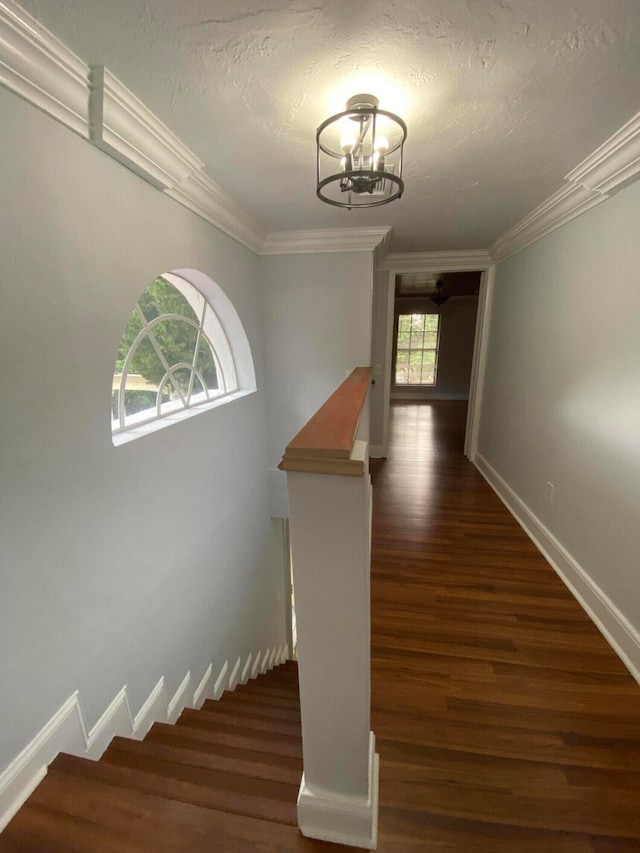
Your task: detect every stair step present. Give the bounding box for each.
[208,695,301,721]
[53,752,298,826]
[230,683,301,709]
[110,734,303,786]
[178,706,301,737]
[5,768,343,852]
[234,682,301,703]
[169,717,303,757]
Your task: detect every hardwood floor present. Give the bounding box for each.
[370,401,640,851]
[2,400,639,850]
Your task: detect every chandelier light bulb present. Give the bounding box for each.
[374,135,389,153]
[340,132,356,153]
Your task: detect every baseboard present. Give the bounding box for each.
[369,445,384,459]
[297,731,379,850]
[0,642,287,832]
[475,453,640,685]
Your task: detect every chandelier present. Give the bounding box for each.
[430,278,450,306]
[316,94,407,209]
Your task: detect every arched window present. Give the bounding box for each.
[112,270,255,445]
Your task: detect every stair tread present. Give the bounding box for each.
[3,773,354,852]
[227,684,301,708]
[178,706,301,736]
[207,695,301,721]
[51,752,298,825]
[233,683,301,702]
[169,718,302,756]
[109,735,303,785]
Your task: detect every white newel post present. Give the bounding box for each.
[283,412,378,849]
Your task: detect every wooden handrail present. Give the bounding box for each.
[278,367,371,476]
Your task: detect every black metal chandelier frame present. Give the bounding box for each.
[316,96,407,209]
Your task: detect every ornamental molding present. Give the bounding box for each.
[565,112,640,196]
[491,108,640,263]
[489,183,606,264]
[89,66,203,191]
[378,250,492,272]
[0,0,90,137]
[166,169,266,255]
[261,227,392,255]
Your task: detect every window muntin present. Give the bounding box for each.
[394,313,440,385]
[112,274,238,435]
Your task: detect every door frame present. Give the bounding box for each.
[374,253,495,461]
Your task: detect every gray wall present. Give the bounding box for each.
[0,89,285,769]
[478,178,640,636]
[262,252,373,473]
[391,296,479,400]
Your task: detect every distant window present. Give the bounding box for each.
[112,273,240,439]
[394,313,440,385]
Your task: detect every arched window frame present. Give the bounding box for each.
[112,269,255,446]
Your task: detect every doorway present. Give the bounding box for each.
[369,262,494,462]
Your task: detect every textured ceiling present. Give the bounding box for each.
[20,0,640,251]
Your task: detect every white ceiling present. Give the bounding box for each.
[20,0,640,252]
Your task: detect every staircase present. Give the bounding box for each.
[0,661,343,852]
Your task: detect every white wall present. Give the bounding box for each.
[262,252,373,476]
[0,89,285,770]
[478,178,640,639]
[391,296,479,400]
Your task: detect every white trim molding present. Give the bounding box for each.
[89,66,203,191]
[489,182,606,263]
[0,0,90,138]
[0,645,289,832]
[475,454,640,687]
[566,111,640,196]
[377,249,492,272]
[262,227,392,255]
[165,169,266,255]
[297,732,379,850]
[491,108,640,263]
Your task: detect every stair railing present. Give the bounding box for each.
[279,367,378,850]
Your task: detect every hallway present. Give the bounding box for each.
[370,402,640,852]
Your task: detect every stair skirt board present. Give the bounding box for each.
[0,643,289,832]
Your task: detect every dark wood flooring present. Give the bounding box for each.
[2,400,639,850]
[370,401,640,851]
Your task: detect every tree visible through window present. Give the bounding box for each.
[112,274,238,434]
[395,313,440,385]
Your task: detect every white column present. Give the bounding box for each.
[286,440,378,850]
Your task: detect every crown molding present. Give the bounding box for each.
[261,227,392,255]
[377,250,492,273]
[566,111,640,196]
[0,0,90,137]
[489,182,606,263]
[0,2,265,254]
[166,169,266,254]
[491,108,640,263]
[89,66,203,191]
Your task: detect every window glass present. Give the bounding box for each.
[394,313,441,386]
[112,274,238,436]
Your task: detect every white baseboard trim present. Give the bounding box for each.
[228,656,242,691]
[241,653,252,685]
[192,663,213,710]
[0,642,287,832]
[475,453,640,685]
[297,732,379,850]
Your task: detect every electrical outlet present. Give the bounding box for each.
[544,481,555,504]
[373,364,382,376]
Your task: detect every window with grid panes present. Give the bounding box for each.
[394,313,440,385]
